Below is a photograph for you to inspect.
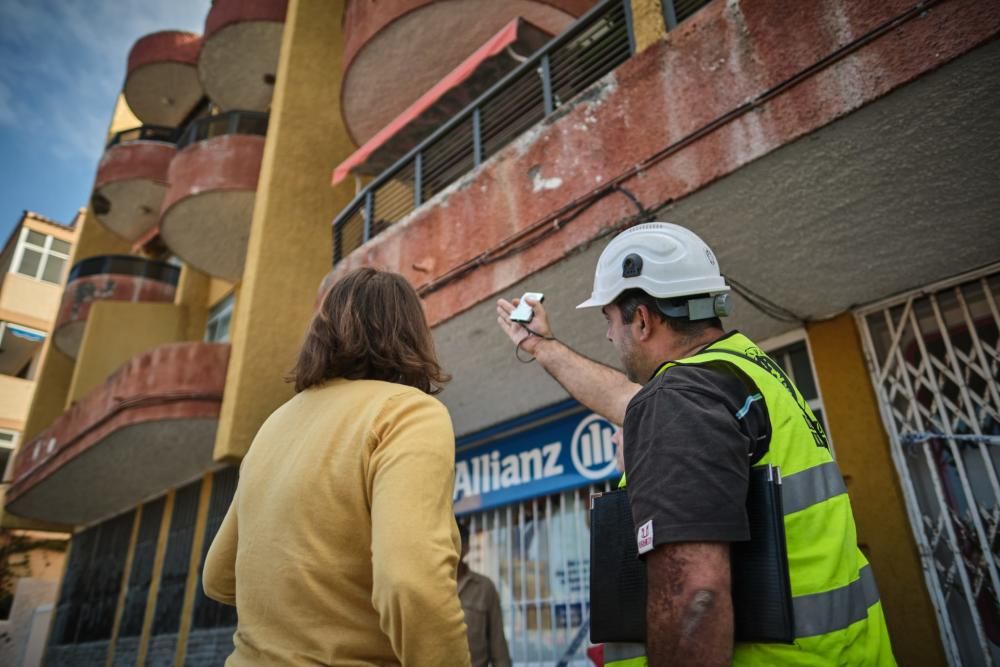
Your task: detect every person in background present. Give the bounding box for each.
[203,267,470,667]
[457,519,512,667]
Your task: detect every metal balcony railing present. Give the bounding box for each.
[176,110,269,150]
[67,255,181,285]
[662,0,714,29]
[331,0,636,264]
[105,125,177,149]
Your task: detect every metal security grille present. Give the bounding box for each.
[153,480,203,635]
[117,497,166,639]
[464,481,615,666]
[857,265,1000,667]
[190,467,239,631]
[49,510,135,646]
[332,0,635,264]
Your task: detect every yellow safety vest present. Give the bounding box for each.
[605,332,895,666]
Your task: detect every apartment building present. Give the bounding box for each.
[0,210,77,667]
[3,0,999,665]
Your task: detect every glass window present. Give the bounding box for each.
[16,249,42,277]
[42,255,66,283]
[12,228,72,284]
[205,294,235,343]
[51,238,71,255]
[25,230,46,246]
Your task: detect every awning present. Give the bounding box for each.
[0,322,46,343]
[332,17,552,185]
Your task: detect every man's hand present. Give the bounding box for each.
[496,296,553,355]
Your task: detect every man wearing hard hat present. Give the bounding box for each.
[496,223,894,666]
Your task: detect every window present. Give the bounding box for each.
[204,293,234,343]
[763,331,833,452]
[11,228,71,285]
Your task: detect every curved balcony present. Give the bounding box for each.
[159,111,268,281]
[4,342,229,526]
[198,0,289,111]
[92,126,177,242]
[52,256,180,359]
[341,0,593,145]
[124,31,203,127]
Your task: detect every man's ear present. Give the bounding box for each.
[635,304,655,341]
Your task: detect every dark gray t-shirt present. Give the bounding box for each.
[623,350,770,553]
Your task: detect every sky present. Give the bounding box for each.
[0,0,210,244]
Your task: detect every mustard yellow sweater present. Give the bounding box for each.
[204,378,471,666]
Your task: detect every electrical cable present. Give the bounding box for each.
[515,323,556,363]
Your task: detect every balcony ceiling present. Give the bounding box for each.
[333,18,553,184]
[159,134,266,281]
[124,31,203,127]
[198,0,289,111]
[341,0,595,145]
[93,141,176,241]
[4,342,229,526]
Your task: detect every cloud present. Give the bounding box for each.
[0,0,209,164]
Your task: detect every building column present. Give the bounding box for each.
[629,0,668,52]
[173,473,213,666]
[213,0,356,460]
[807,313,946,665]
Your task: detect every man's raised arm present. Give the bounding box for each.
[496,297,640,426]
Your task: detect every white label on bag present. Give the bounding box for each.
[637,519,654,555]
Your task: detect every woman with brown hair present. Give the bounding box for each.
[204,268,471,667]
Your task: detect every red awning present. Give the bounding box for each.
[332,18,551,185]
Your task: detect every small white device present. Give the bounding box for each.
[509,292,544,323]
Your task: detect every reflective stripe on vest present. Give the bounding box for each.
[794,564,880,637]
[782,461,848,515]
[605,642,645,664]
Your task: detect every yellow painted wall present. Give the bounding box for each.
[213,0,357,460]
[807,313,946,665]
[630,0,667,52]
[107,94,141,140]
[207,278,234,309]
[0,274,62,327]
[66,301,187,406]
[0,375,34,428]
[175,265,211,341]
[18,208,130,443]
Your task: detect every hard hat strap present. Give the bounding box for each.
[655,293,732,321]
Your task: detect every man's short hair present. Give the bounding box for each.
[614,288,722,339]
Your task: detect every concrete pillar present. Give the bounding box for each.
[213,0,357,460]
[629,0,668,52]
[807,313,946,665]
[175,264,212,341]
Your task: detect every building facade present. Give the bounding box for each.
[3,0,999,666]
[0,211,78,667]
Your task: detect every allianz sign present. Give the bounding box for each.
[454,407,620,514]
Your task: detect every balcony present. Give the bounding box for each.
[198,0,289,111]
[332,0,634,262]
[4,342,229,526]
[92,126,177,242]
[52,256,180,359]
[124,31,203,128]
[341,0,593,146]
[159,111,268,281]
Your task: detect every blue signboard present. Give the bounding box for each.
[454,400,620,514]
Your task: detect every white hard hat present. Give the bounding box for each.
[577,222,730,310]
